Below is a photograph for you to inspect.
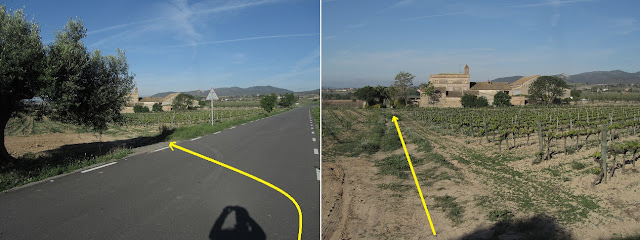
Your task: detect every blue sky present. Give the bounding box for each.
[322,0,640,88]
[3,0,319,96]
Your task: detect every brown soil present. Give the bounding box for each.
[322,109,640,240]
[5,133,129,158]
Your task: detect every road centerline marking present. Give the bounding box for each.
[312,138,316,142]
[81,162,117,173]
[314,148,319,154]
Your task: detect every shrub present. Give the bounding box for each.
[152,103,163,112]
[133,105,149,113]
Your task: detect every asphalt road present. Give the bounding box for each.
[0,106,320,239]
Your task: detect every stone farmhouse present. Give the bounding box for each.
[418,65,567,107]
[121,88,198,113]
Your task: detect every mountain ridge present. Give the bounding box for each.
[150,86,304,98]
[490,70,640,84]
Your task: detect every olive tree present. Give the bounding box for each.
[0,6,45,162]
[0,7,134,162]
[44,20,134,139]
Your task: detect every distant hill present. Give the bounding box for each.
[151,86,294,98]
[566,70,640,84]
[490,70,640,84]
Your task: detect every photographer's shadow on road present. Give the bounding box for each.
[209,206,266,240]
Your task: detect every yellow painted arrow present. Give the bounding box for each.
[391,116,437,235]
[169,141,303,240]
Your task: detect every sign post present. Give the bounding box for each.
[206,88,219,126]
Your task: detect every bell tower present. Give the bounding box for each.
[464,64,469,75]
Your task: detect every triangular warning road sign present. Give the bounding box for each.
[206,88,219,100]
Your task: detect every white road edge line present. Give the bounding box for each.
[230,126,236,129]
[314,148,319,155]
[312,138,316,142]
[81,162,117,173]
[190,137,202,141]
[152,146,169,152]
[214,132,220,134]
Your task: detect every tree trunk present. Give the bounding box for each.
[0,113,14,164]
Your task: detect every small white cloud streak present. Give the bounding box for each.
[401,12,467,21]
[392,0,414,8]
[168,33,319,47]
[508,0,593,8]
[88,0,281,47]
[87,18,163,35]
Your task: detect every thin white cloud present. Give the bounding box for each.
[508,0,593,8]
[89,0,281,47]
[401,12,467,21]
[392,0,414,8]
[87,18,163,35]
[193,0,279,15]
[169,33,319,47]
[254,48,319,86]
[324,35,337,40]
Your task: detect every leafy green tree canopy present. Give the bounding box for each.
[493,91,511,107]
[354,86,391,106]
[529,76,568,105]
[172,93,195,111]
[279,93,297,107]
[461,94,488,108]
[393,71,415,106]
[152,103,163,112]
[1,7,134,162]
[0,6,46,161]
[133,105,149,113]
[260,93,278,113]
[420,82,441,105]
[570,89,582,99]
